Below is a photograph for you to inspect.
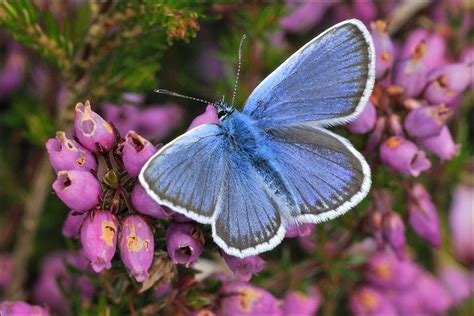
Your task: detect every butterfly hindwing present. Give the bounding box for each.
[264,124,371,223]
[243,19,375,128]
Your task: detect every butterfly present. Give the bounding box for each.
[139,19,375,258]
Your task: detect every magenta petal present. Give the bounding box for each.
[122,131,157,177]
[52,170,100,212]
[418,126,460,160]
[188,104,219,130]
[131,183,171,219]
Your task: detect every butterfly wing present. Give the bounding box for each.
[263,124,370,223]
[139,124,227,223]
[243,19,375,128]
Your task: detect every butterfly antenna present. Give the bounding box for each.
[154,89,211,104]
[231,34,246,107]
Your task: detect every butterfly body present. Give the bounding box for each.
[140,19,375,257]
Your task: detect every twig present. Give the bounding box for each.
[388,0,432,34]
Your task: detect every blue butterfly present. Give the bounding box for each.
[139,19,375,258]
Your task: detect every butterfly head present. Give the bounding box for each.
[214,100,234,120]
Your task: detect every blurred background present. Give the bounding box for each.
[0,1,472,315]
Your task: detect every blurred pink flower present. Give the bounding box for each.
[449,184,474,265]
[350,286,397,316]
[418,126,460,161]
[439,265,473,305]
[280,0,339,33]
[282,287,321,316]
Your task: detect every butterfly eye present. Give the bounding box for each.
[217,110,226,118]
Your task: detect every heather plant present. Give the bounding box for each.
[0,1,473,315]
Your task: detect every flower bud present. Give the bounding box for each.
[449,184,474,265]
[122,131,157,177]
[408,184,441,247]
[131,183,171,219]
[188,104,219,130]
[282,288,321,316]
[392,42,428,97]
[46,132,97,173]
[350,286,397,316]
[424,63,471,104]
[379,137,431,176]
[366,117,386,152]
[400,28,446,70]
[222,252,264,282]
[418,126,460,160]
[439,265,472,305]
[460,46,474,90]
[166,222,204,266]
[347,101,377,134]
[371,20,394,79]
[381,212,406,259]
[119,215,154,282]
[217,282,282,315]
[0,43,25,98]
[62,211,87,238]
[138,104,184,140]
[285,223,314,238]
[279,1,335,33]
[404,104,452,138]
[52,170,100,212]
[0,301,49,316]
[101,103,139,137]
[80,210,119,272]
[74,101,116,152]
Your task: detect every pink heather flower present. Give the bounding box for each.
[347,101,377,134]
[364,251,418,290]
[392,42,428,97]
[352,0,376,25]
[279,0,337,33]
[408,183,441,247]
[74,101,116,152]
[416,271,453,314]
[217,282,282,315]
[449,184,474,265]
[139,104,184,140]
[166,222,204,266]
[0,253,13,289]
[404,104,452,138]
[418,126,460,160]
[46,131,97,173]
[370,20,395,80]
[0,43,26,98]
[131,183,171,219]
[424,63,471,104]
[282,288,321,316]
[80,210,119,272]
[366,117,386,152]
[122,92,144,104]
[101,103,140,137]
[122,131,157,177]
[62,211,87,238]
[285,223,314,238]
[400,28,446,70]
[188,104,219,130]
[439,265,473,305]
[52,170,100,212]
[350,286,397,316]
[0,301,49,316]
[32,252,94,314]
[379,136,431,176]
[381,212,406,259]
[119,215,154,282]
[222,253,265,282]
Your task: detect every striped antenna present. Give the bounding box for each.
[231,34,247,107]
[154,89,211,104]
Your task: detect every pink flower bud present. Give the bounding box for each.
[80,210,119,272]
[131,183,171,219]
[439,265,472,305]
[139,104,184,140]
[371,20,395,79]
[166,222,204,266]
[393,42,428,97]
[119,215,154,282]
[217,282,282,315]
[52,170,100,212]
[347,101,377,134]
[285,223,314,238]
[122,131,157,177]
[382,212,406,259]
[366,117,386,152]
[74,101,116,152]
[279,1,336,33]
[352,0,376,25]
[188,104,219,130]
[46,132,97,173]
[449,184,474,265]
[350,286,397,316]
[400,28,446,70]
[282,288,321,316]
[379,137,431,176]
[418,126,460,160]
[424,63,471,104]
[222,253,264,282]
[404,104,452,138]
[408,184,441,247]
[62,211,87,238]
[101,103,139,137]
[0,301,49,316]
